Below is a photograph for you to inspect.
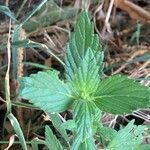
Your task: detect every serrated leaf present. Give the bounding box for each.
[72,136,96,150]
[45,125,63,150]
[73,100,98,141]
[20,70,73,113]
[71,108,101,150]
[71,48,103,96]
[98,126,117,143]
[31,139,45,149]
[94,75,150,114]
[71,100,99,150]
[64,11,103,81]
[71,100,101,150]
[92,109,102,134]
[107,120,145,150]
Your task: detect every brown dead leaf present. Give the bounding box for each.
[114,0,150,23]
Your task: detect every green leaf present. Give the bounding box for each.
[64,10,103,81]
[94,75,150,114]
[136,144,150,150]
[72,136,96,150]
[7,113,27,150]
[61,119,77,131]
[73,100,97,141]
[21,0,47,26]
[98,126,117,144]
[45,125,63,150]
[47,112,69,142]
[31,140,39,150]
[20,70,73,113]
[23,62,51,70]
[92,109,102,134]
[71,100,99,149]
[78,137,96,150]
[31,139,46,149]
[107,120,145,150]
[0,5,17,21]
[71,48,102,96]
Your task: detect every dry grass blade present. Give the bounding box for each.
[4,135,15,150]
[114,0,150,23]
[5,19,11,113]
[102,0,114,37]
[133,111,150,123]
[3,18,27,150]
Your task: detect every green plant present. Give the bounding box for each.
[8,10,148,149]
[0,1,64,149]
[19,10,150,150]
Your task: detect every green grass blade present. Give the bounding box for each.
[31,139,46,150]
[47,112,69,143]
[11,33,64,79]
[12,39,64,66]
[0,5,17,21]
[31,141,39,150]
[7,113,27,150]
[20,0,47,26]
[23,62,51,70]
[11,0,47,79]
[136,144,150,150]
